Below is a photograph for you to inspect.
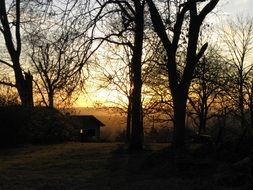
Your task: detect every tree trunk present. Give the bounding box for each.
[130,77,143,150]
[199,108,207,134]
[199,109,204,134]
[23,72,33,107]
[239,78,245,129]
[126,97,132,142]
[48,88,54,108]
[215,108,226,146]
[0,0,33,107]
[250,83,253,129]
[173,91,187,148]
[146,0,219,150]
[236,73,246,151]
[129,1,144,151]
[14,59,33,107]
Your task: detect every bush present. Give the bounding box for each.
[210,123,253,158]
[0,106,76,147]
[0,106,31,147]
[27,107,77,144]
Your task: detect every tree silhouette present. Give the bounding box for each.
[220,15,253,149]
[94,42,134,142]
[25,1,93,108]
[188,45,226,134]
[0,0,33,106]
[146,0,219,147]
[94,0,145,150]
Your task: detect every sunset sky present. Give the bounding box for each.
[75,0,253,108]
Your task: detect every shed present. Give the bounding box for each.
[70,115,105,141]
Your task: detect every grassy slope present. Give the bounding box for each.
[0,143,252,190]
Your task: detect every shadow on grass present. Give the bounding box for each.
[105,143,253,189]
[1,142,253,190]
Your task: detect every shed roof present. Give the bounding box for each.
[70,115,105,127]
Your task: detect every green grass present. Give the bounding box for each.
[0,143,252,190]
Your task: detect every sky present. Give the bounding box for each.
[1,0,251,109]
[76,0,253,108]
[220,0,253,16]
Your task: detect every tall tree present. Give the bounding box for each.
[129,0,145,150]
[0,0,33,106]
[94,0,145,150]
[220,15,253,149]
[94,41,134,142]
[188,46,226,134]
[146,0,219,147]
[220,15,253,130]
[142,38,174,132]
[25,0,94,108]
[245,78,253,129]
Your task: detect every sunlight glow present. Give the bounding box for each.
[75,88,129,108]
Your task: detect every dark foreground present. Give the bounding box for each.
[0,143,252,190]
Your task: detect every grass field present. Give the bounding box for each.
[0,142,252,190]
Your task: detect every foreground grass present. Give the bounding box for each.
[0,143,252,190]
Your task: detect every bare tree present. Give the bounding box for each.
[220,15,253,149]
[94,42,133,142]
[25,8,86,107]
[22,0,100,108]
[141,37,174,133]
[245,78,253,129]
[95,35,166,143]
[0,0,33,106]
[94,0,145,150]
[146,0,219,147]
[188,45,226,134]
[221,15,253,128]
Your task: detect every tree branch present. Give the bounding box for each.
[172,2,192,51]
[0,59,13,68]
[146,0,172,52]
[196,43,208,62]
[16,0,21,56]
[93,36,133,50]
[0,81,16,87]
[199,0,219,23]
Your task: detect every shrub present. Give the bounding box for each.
[27,107,77,144]
[0,106,30,147]
[0,106,76,147]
